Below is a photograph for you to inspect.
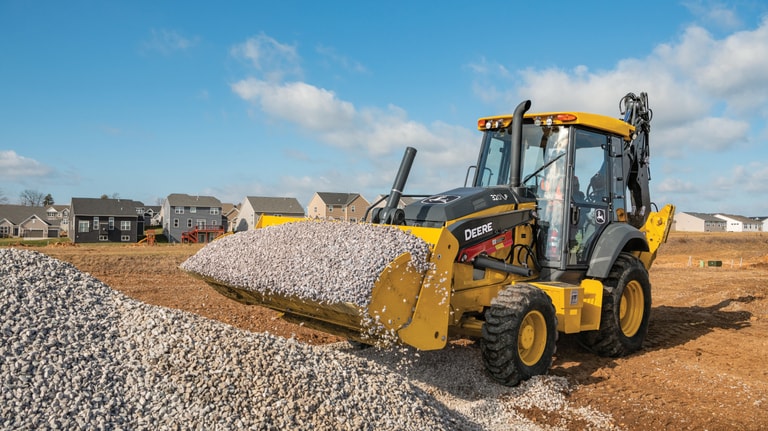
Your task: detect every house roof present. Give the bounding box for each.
[245,196,304,214]
[315,192,365,206]
[70,198,142,217]
[0,204,55,225]
[715,213,761,224]
[166,193,222,208]
[221,203,239,216]
[48,204,70,212]
[682,212,726,223]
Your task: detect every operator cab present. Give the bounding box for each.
[474,113,633,272]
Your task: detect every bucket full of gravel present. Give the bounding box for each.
[180,221,435,343]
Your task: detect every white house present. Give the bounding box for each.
[714,214,762,232]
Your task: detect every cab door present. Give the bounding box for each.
[567,129,612,266]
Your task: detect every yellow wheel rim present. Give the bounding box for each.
[619,280,644,337]
[518,310,547,366]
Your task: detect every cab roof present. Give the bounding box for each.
[477,111,634,139]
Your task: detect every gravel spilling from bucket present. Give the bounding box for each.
[0,248,465,430]
[180,221,432,307]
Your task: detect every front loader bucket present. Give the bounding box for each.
[182,219,457,350]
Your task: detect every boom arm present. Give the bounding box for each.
[620,92,653,228]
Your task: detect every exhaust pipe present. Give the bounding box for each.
[509,100,532,189]
[374,146,417,225]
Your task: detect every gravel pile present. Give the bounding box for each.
[0,248,464,430]
[2,247,621,430]
[180,221,432,307]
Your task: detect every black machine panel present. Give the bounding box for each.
[404,186,533,228]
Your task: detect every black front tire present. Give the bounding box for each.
[480,284,557,386]
[579,252,651,357]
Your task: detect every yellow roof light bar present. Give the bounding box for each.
[477,111,635,139]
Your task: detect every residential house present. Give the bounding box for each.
[222,203,240,233]
[140,205,161,227]
[673,212,727,232]
[0,204,62,238]
[714,213,762,232]
[162,193,223,243]
[307,192,370,222]
[236,196,304,231]
[69,198,143,244]
[45,204,70,235]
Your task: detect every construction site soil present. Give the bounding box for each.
[36,231,768,430]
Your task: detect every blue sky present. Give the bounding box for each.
[2,1,768,216]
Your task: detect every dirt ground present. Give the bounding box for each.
[36,231,768,430]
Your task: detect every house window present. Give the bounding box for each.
[120,221,131,231]
[210,208,220,215]
[210,219,220,226]
[99,235,108,241]
[190,207,197,213]
[109,217,115,230]
[175,207,184,214]
[78,220,89,233]
[173,218,179,228]
[187,219,193,228]
[196,219,206,228]
[93,217,99,229]
[0,226,9,236]
[351,205,355,213]
[328,205,333,212]
[121,235,130,242]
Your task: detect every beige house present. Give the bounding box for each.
[307,192,370,222]
[0,204,62,238]
[673,212,727,232]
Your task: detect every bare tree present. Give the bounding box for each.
[19,189,46,206]
[0,189,8,204]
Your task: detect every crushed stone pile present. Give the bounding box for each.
[0,248,467,430]
[180,221,432,307]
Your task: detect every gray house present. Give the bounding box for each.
[162,193,223,243]
[69,198,143,244]
[236,196,305,231]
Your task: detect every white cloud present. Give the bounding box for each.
[231,77,476,163]
[684,0,743,30]
[230,34,302,82]
[654,116,750,155]
[656,21,768,113]
[143,29,198,54]
[0,150,53,180]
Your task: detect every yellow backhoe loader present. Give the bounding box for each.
[189,92,674,386]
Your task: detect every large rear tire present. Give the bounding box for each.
[580,252,651,357]
[480,284,557,386]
